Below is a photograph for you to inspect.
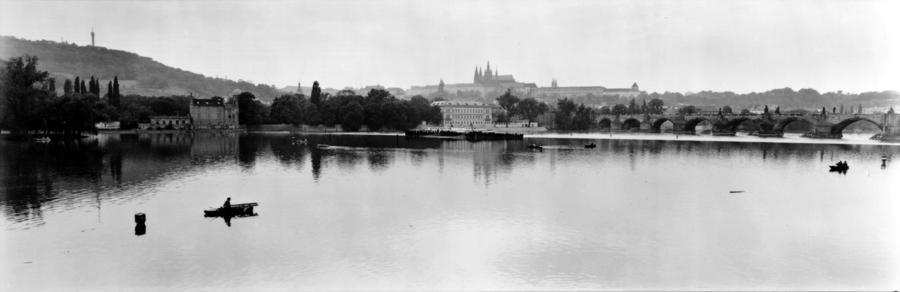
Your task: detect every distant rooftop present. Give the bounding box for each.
[431,101,490,107]
[192,96,225,106]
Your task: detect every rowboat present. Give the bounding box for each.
[203,202,258,217]
[829,165,849,172]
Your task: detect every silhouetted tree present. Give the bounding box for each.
[310,81,323,106]
[572,104,595,130]
[516,98,549,124]
[554,98,578,130]
[47,78,56,95]
[1,55,50,132]
[235,91,266,125]
[722,105,733,114]
[495,88,519,125]
[648,98,664,114]
[611,104,628,115]
[269,94,305,125]
[340,101,365,131]
[113,76,120,97]
[678,105,697,115]
[63,79,73,94]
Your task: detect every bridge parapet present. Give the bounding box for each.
[591,111,898,141]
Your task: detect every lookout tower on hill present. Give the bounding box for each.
[91,28,95,46]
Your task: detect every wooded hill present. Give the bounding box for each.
[0,36,280,102]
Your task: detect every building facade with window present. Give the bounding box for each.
[190,97,239,130]
[432,101,493,128]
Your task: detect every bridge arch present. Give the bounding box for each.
[598,118,612,129]
[830,117,883,135]
[651,118,674,133]
[683,117,714,133]
[622,118,642,131]
[773,117,815,133]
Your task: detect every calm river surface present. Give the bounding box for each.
[2,133,899,290]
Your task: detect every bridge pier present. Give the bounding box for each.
[879,113,900,142]
[639,121,652,132]
[610,119,623,132]
[803,121,842,139]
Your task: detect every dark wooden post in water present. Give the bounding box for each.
[134,212,146,236]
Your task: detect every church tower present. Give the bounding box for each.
[631,82,639,91]
[484,61,492,82]
[474,67,482,84]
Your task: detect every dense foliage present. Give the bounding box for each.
[266,88,442,131]
[1,55,120,134]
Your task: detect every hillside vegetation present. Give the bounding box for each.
[0,36,280,101]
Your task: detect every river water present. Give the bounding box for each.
[1,133,898,290]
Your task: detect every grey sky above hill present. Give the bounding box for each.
[1,0,897,93]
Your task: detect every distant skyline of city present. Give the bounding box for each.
[1,0,898,94]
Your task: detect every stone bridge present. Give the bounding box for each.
[594,112,900,141]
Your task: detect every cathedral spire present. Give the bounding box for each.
[474,66,479,83]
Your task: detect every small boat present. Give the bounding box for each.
[527,144,543,150]
[34,137,51,143]
[584,143,596,149]
[317,144,331,149]
[729,190,745,194]
[829,164,849,172]
[203,202,258,217]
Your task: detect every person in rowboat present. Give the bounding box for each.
[223,197,231,209]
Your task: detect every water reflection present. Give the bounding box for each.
[4,134,900,224]
[2,133,900,290]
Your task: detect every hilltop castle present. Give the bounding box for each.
[406,61,640,101]
[473,61,517,86]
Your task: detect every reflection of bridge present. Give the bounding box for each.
[594,112,900,141]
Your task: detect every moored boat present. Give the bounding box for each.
[203,202,258,217]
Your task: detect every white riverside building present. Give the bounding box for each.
[432,101,493,128]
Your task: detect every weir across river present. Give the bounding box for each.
[594,111,900,141]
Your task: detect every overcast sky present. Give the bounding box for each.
[1,0,898,93]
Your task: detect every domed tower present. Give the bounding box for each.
[631,82,639,91]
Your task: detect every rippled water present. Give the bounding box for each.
[1,133,899,290]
